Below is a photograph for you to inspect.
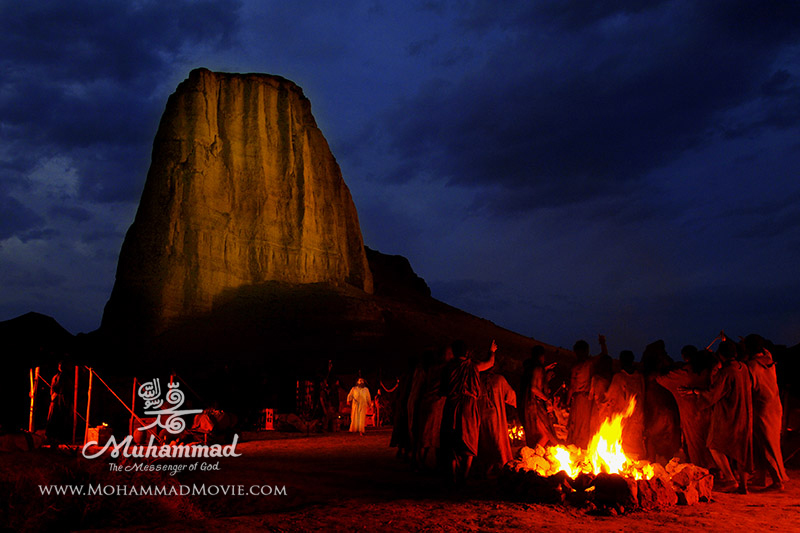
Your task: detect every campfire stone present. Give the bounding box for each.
[519,446,537,460]
[503,445,713,511]
[637,476,678,509]
[528,455,550,473]
[668,463,714,503]
[676,483,700,506]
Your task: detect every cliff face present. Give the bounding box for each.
[102,68,373,336]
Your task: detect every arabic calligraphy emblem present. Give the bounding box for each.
[137,378,202,435]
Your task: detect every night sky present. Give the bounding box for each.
[2,1,799,355]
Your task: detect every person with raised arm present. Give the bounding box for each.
[683,339,753,494]
[440,339,496,485]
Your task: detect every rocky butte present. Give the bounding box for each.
[102,68,373,338]
[90,67,561,406]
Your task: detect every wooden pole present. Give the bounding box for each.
[130,377,137,435]
[84,368,93,445]
[72,365,79,445]
[34,366,40,429]
[28,368,33,432]
[28,367,39,433]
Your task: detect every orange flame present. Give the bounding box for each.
[586,397,636,476]
[516,396,654,480]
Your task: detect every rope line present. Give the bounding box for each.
[86,367,163,444]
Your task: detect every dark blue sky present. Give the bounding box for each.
[1,0,799,354]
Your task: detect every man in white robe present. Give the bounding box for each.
[348,378,372,435]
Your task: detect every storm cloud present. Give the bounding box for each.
[1,0,798,352]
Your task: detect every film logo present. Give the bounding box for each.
[82,378,241,460]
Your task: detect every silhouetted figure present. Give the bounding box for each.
[605,350,646,459]
[320,364,340,432]
[745,334,787,491]
[522,346,558,447]
[373,389,383,428]
[477,366,516,477]
[390,356,417,459]
[589,353,613,437]
[413,347,451,469]
[440,340,496,484]
[642,340,681,463]
[567,340,594,449]
[407,351,430,451]
[657,346,714,468]
[46,362,66,442]
[335,379,347,416]
[688,340,753,494]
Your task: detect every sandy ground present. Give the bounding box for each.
[3,428,799,532]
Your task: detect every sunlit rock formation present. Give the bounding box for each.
[102,68,373,336]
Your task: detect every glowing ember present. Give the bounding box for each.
[515,396,655,481]
[508,424,526,443]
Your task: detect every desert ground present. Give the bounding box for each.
[2,428,799,532]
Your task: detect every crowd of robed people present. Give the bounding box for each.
[383,332,788,493]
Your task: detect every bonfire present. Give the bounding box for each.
[501,397,713,511]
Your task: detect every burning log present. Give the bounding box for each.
[593,473,638,509]
[501,446,711,511]
[498,466,571,504]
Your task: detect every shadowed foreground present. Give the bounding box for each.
[1,428,798,531]
[55,428,799,532]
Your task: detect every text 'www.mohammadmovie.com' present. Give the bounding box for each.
[38,484,288,497]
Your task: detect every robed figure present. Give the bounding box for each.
[390,357,416,457]
[656,347,713,468]
[46,363,66,442]
[745,335,787,491]
[589,354,613,437]
[440,340,495,484]
[522,346,558,447]
[567,341,594,449]
[604,351,646,460]
[347,378,372,435]
[413,348,452,468]
[641,340,682,463]
[477,370,517,476]
[693,340,753,493]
